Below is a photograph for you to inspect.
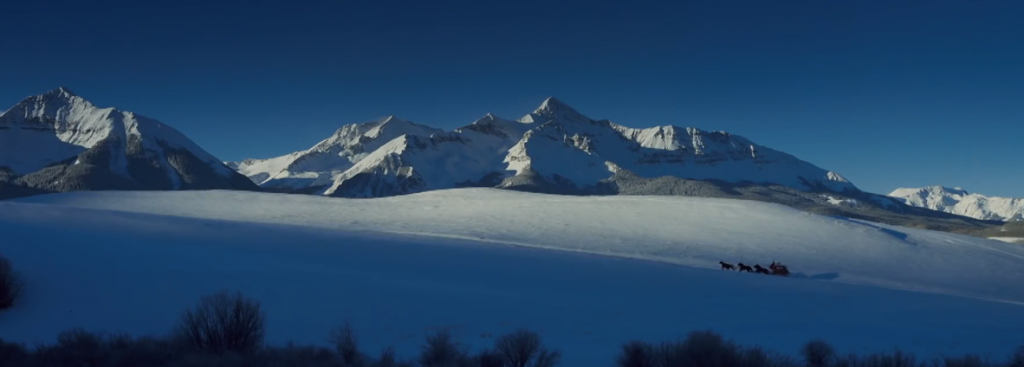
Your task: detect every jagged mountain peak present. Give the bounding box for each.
[321,115,440,146]
[4,87,93,119]
[897,185,971,197]
[375,115,406,126]
[43,86,78,98]
[520,97,592,124]
[535,97,573,113]
[0,87,256,196]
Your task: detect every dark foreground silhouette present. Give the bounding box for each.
[1,290,1023,367]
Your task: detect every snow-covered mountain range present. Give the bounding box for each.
[889,186,1024,222]
[0,87,256,198]
[230,97,857,197]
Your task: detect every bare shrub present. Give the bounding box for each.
[104,334,176,366]
[0,255,22,310]
[374,346,398,367]
[0,338,31,366]
[34,328,107,366]
[1009,346,1024,367]
[942,355,997,367]
[494,329,561,367]
[259,344,339,367]
[743,346,794,367]
[841,349,919,367]
[803,339,837,367]
[330,322,364,366]
[172,290,265,354]
[617,341,654,367]
[419,330,469,367]
[476,349,505,367]
[672,330,744,367]
[615,331,788,367]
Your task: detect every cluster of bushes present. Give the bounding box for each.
[2,254,1024,367]
[0,289,562,367]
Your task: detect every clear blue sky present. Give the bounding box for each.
[1,0,1021,197]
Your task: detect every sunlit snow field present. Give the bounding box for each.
[2,189,1023,366]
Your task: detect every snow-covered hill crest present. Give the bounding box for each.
[0,87,256,197]
[889,186,1024,222]
[235,97,858,198]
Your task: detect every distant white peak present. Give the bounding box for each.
[377,115,404,125]
[366,115,405,137]
[44,86,78,99]
[915,185,970,196]
[15,86,90,109]
[520,97,592,123]
[324,115,419,140]
[472,113,512,124]
[534,97,573,114]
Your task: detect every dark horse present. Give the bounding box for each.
[719,261,736,270]
[737,263,753,273]
[753,265,771,274]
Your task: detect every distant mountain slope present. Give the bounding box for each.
[233,97,857,198]
[889,186,1024,222]
[0,87,256,199]
[227,116,442,194]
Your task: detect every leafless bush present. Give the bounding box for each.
[617,341,655,367]
[0,338,31,366]
[803,339,837,367]
[669,330,744,367]
[1009,346,1024,367]
[834,349,920,367]
[373,346,398,367]
[331,322,364,366]
[615,331,791,367]
[419,330,470,367]
[34,328,107,366]
[172,290,265,354]
[743,346,793,367]
[494,329,561,367]
[0,255,22,310]
[475,349,505,367]
[259,344,338,367]
[941,355,998,367]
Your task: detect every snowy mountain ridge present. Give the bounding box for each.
[0,87,256,197]
[233,97,858,197]
[889,186,1024,222]
[229,115,443,193]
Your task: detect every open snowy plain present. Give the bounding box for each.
[3,188,1024,366]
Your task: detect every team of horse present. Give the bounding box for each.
[718,261,790,276]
